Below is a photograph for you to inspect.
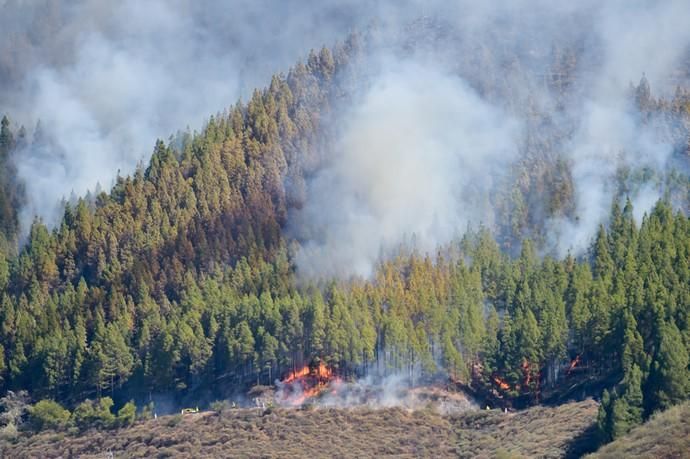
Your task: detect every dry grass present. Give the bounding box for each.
[0,400,600,458]
[451,401,600,458]
[587,401,690,459]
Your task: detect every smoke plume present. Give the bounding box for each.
[548,0,690,255]
[288,0,690,273]
[290,60,520,278]
[1,0,376,229]
[275,370,477,414]
[1,0,689,267]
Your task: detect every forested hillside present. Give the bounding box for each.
[0,115,22,251]
[0,8,687,451]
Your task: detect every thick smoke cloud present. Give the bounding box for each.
[0,0,574,230]
[548,0,690,255]
[1,0,377,229]
[291,60,520,278]
[291,1,690,276]
[2,0,689,267]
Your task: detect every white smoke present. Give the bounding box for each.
[289,1,690,276]
[1,0,689,263]
[291,60,520,278]
[276,372,477,413]
[3,0,378,230]
[550,1,690,255]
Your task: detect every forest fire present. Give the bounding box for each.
[279,361,341,406]
[283,365,311,383]
[567,355,581,375]
[521,359,541,399]
[493,375,511,391]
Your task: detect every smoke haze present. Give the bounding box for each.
[1,0,689,269]
[548,0,690,255]
[290,60,520,278]
[275,370,478,413]
[1,0,375,228]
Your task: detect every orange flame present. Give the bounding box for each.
[520,359,541,399]
[567,355,581,375]
[314,362,334,379]
[493,375,510,390]
[284,365,310,383]
[281,361,340,406]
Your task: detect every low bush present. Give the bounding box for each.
[1,400,602,458]
[117,401,137,427]
[71,398,116,430]
[166,415,182,427]
[29,400,71,430]
[210,400,230,414]
[139,402,156,421]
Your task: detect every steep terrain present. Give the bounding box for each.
[587,401,690,459]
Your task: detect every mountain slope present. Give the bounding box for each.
[2,399,598,459]
[588,401,690,459]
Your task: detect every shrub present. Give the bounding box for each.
[0,422,18,441]
[71,397,116,430]
[166,415,183,427]
[0,390,30,429]
[139,401,155,421]
[210,400,229,414]
[29,400,71,430]
[117,401,137,427]
[71,400,95,430]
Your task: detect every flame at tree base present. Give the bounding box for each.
[279,361,342,406]
[493,375,511,391]
[275,362,478,413]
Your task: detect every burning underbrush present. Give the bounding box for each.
[274,361,477,414]
[276,361,343,406]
